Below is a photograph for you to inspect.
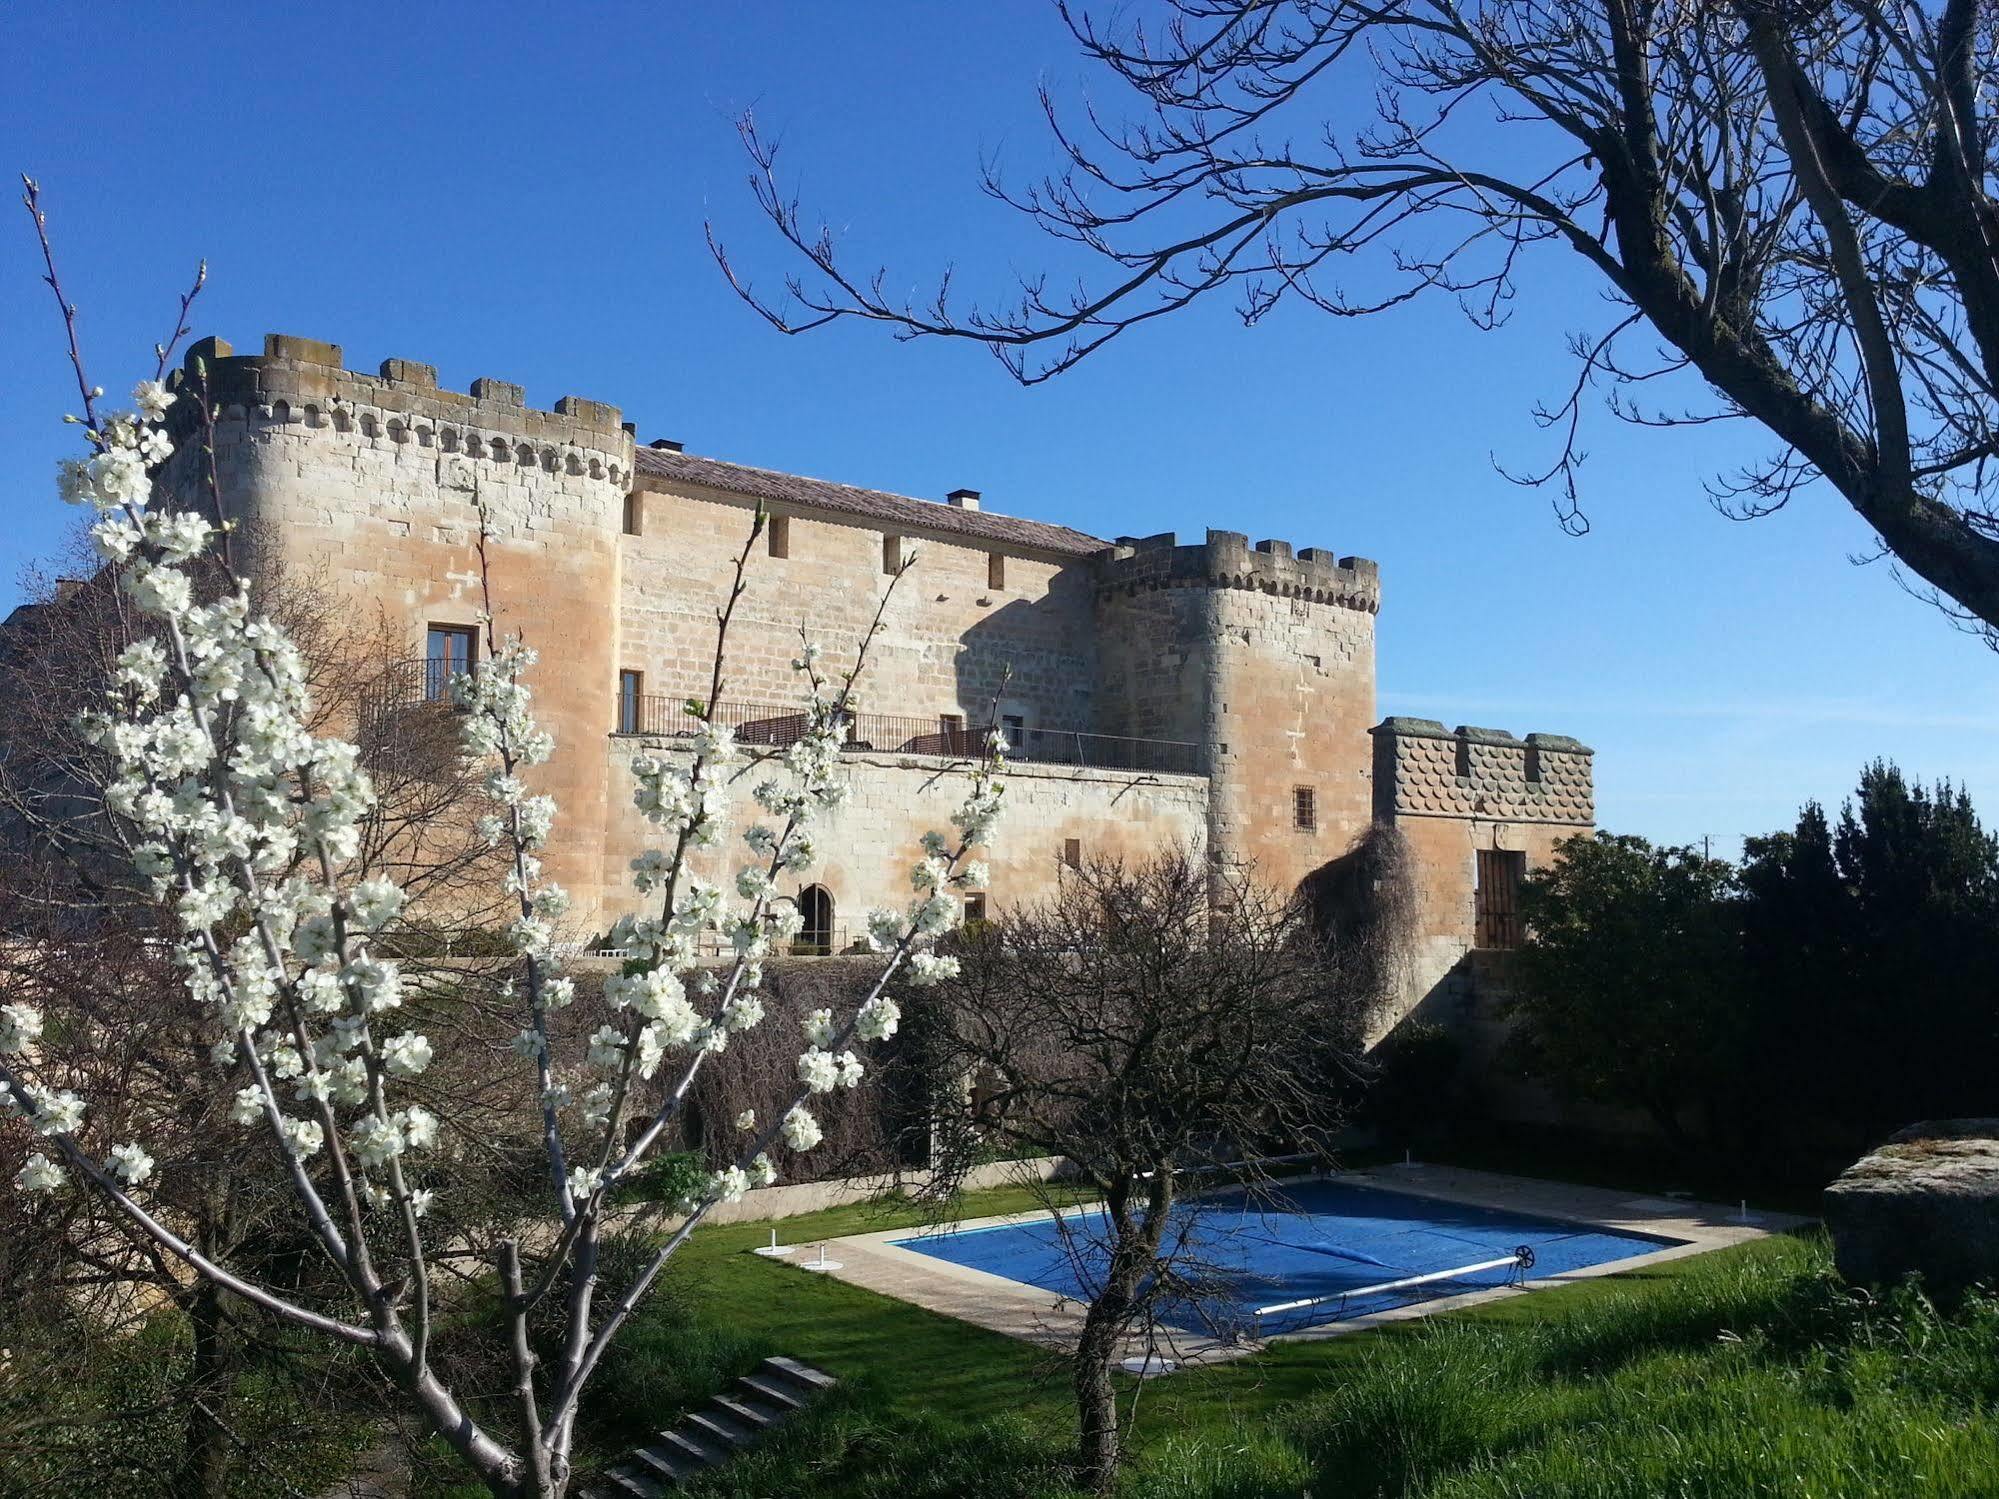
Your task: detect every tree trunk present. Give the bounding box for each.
[1073,1290,1128,1491]
[173,1278,233,1498]
[1072,1170,1173,1492]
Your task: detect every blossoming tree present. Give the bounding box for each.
[1,178,1003,1497]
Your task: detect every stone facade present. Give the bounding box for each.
[153,332,1592,995]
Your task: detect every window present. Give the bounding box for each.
[797,884,835,954]
[425,625,477,701]
[882,534,906,574]
[1063,838,1082,870]
[987,552,1006,590]
[1475,849,1527,950]
[622,492,641,536]
[1293,786,1317,833]
[939,713,966,755]
[769,514,790,558]
[617,670,644,735]
[964,891,988,926]
[1002,713,1026,756]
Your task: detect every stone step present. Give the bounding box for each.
[603,1469,664,1499]
[683,1408,755,1452]
[630,1443,702,1485]
[711,1392,781,1431]
[591,1355,835,1493]
[757,1354,838,1398]
[736,1371,809,1411]
[657,1426,728,1469]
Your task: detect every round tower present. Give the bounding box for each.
[1093,529,1380,893]
[154,333,634,928]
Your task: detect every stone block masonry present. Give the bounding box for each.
[146,329,1595,1014]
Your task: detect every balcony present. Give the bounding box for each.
[355,658,464,776]
[619,696,1205,777]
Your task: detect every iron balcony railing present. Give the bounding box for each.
[619,695,1204,777]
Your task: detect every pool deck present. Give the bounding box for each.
[754,1163,1811,1369]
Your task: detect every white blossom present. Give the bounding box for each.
[781,1105,823,1151]
[796,1048,840,1094]
[381,1033,433,1079]
[108,1142,155,1186]
[0,1004,43,1055]
[14,1153,64,1195]
[26,1086,85,1137]
[855,996,900,1041]
[402,1106,439,1151]
[284,1118,326,1158]
[347,876,407,930]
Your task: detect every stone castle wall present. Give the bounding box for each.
[619,482,1098,733]
[1369,717,1595,1029]
[144,329,1594,967]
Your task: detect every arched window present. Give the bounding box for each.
[798,885,835,954]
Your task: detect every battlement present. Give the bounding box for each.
[1095,528,1380,614]
[1370,716,1593,825]
[167,333,633,479]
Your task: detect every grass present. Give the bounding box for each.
[573,1187,1999,1498]
[18,1167,1989,1498]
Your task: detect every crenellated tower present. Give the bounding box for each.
[152,334,634,922]
[1093,529,1380,892]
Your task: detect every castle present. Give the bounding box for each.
[153,333,1594,1022]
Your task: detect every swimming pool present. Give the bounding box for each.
[890,1178,1681,1336]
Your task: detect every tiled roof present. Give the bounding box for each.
[633,446,1109,558]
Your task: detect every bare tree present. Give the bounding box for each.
[718,0,1999,640]
[896,848,1387,1492]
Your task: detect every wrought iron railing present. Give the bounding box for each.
[619,695,1204,777]
[355,658,463,775]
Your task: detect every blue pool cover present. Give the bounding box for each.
[891,1178,1680,1335]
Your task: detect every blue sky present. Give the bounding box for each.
[5,2,1994,853]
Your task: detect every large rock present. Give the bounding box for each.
[1824,1120,1999,1293]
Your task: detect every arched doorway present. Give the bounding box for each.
[798,884,835,954]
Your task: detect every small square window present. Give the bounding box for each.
[1293,786,1317,833]
[622,492,642,536]
[1063,837,1081,869]
[988,552,1006,590]
[964,891,988,926]
[769,514,790,559]
[617,670,644,735]
[426,625,478,701]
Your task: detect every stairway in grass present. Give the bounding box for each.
[587,1355,838,1496]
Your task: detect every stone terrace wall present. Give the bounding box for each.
[600,741,1209,937]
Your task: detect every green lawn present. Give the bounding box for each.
[561,1184,1999,1498]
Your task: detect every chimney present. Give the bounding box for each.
[648,438,685,453]
[946,487,982,511]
